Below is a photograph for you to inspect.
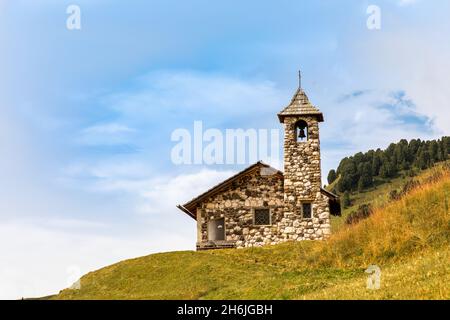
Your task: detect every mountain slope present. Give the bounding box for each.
[54,166,450,300]
[330,162,450,231]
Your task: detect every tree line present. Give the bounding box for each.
[327,137,450,194]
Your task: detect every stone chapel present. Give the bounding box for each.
[177,77,340,250]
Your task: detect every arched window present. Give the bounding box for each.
[295,120,308,142]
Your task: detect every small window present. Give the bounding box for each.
[254,209,271,226]
[302,203,312,219]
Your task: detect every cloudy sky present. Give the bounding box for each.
[0,0,449,299]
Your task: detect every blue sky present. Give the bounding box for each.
[1,0,449,299]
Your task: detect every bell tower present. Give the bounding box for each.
[277,73,331,240]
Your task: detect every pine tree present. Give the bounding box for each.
[429,141,439,164]
[327,169,337,185]
[437,143,444,162]
[371,152,382,176]
[416,148,430,170]
[342,191,351,208]
[357,162,373,191]
[331,137,449,194]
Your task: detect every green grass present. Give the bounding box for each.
[54,165,450,300]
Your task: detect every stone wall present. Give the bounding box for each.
[196,160,331,249]
[197,167,284,248]
[280,116,331,240]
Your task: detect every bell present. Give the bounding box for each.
[298,128,306,139]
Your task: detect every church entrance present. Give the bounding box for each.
[207,218,225,241]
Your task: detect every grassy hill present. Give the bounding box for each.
[329,162,449,231]
[53,165,450,300]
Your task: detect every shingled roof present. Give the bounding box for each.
[277,88,324,123]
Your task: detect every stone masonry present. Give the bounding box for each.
[177,82,337,250]
[197,166,285,248]
[279,115,331,241]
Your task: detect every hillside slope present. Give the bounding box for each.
[54,167,450,300]
[329,162,450,231]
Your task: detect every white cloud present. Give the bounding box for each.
[353,28,450,136]
[63,160,236,215]
[0,139,241,300]
[0,219,193,300]
[138,169,236,215]
[82,123,135,135]
[76,123,137,147]
[320,89,437,178]
[106,71,287,121]
[398,0,419,6]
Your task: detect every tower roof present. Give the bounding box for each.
[277,88,324,123]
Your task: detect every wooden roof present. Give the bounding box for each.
[278,88,324,123]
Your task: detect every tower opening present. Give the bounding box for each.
[295,120,308,142]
